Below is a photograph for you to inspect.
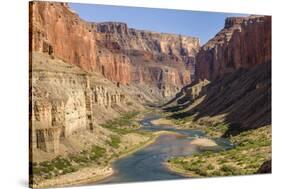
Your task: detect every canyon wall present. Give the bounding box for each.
[166,15,271,134]
[30,53,134,154]
[155,15,271,176]
[30,2,200,96]
[29,1,200,155]
[196,16,271,81]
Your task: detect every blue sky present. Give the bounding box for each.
[69,3,248,45]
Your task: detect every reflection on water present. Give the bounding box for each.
[98,113,233,184]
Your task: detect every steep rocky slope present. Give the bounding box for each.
[165,15,271,135]
[196,16,271,81]
[30,52,145,157]
[167,62,271,136]
[163,15,271,175]
[30,2,200,97]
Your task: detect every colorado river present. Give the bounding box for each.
[98,113,233,184]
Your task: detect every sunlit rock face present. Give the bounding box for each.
[30,2,200,96]
[196,16,271,81]
[94,22,200,96]
[30,53,131,154]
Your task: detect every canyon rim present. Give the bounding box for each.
[29,1,272,188]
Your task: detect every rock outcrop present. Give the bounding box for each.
[196,16,271,81]
[30,2,200,97]
[30,52,135,154]
[257,160,272,174]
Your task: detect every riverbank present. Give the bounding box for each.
[32,165,113,188]
[32,128,178,188]
[164,161,201,178]
[161,113,229,138]
[166,125,272,177]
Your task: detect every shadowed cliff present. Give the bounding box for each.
[166,62,271,136]
[164,15,271,136]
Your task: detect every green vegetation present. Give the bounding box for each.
[32,145,108,180]
[168,125,271,177]
[106,134,121,148]
[100,111,155,139]
[101,111,140,134]
[202,123,229,137]
[31,111,155,184]
[167,112,228,137]
[170,115,194,126]
[32,156,77,180]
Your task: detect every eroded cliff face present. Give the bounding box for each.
[95,22,199,96]
[196,16,271,81]
[95,21,199,58]
[29,2,201,156]
[30,52,139,154]
[30,2,200,96]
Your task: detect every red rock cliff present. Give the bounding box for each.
[30,3,97,71]
[30,2,200,95]
[196,16,271,81]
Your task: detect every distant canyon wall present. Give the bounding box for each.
[196,16,271,81]
[30,2,200,97]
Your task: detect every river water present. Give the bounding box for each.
[98,113,233,184]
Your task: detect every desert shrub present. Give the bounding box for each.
[210,170,222,176]
[32,167,42,175]
[220,165,238,175]
[195,168,208,176]
[39,161,50,167]
[52,157,71,169]
[206,164,215,170]
[106,134,121,148]
[90,145,106,160]
[101,111,139,134]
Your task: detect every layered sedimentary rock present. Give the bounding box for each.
[95,22,199,96]
[95,21,199,58]
[196,16,271,81]
[92,85,125,108]
[30,2,200,96]
[30,53,130,154]
[29,2,200,155]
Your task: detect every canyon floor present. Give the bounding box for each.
[30,107,181,188]
[31,106,271,188]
